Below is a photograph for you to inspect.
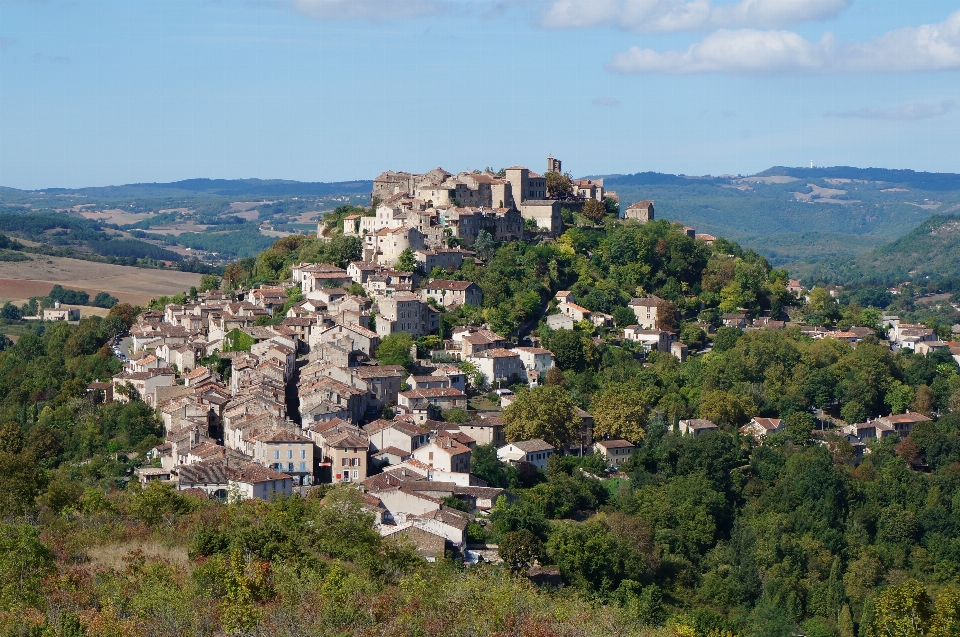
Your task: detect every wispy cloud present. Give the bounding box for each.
[825,101,959,121]
[289,0,451,20]
[541,0,850,32]
[592,96,620,107]
[607,9,960,74]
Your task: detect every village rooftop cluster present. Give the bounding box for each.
[72,158,960,559]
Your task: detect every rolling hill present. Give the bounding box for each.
[792,214,960,286]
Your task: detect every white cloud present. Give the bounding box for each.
[592,96,620,106]
[825,101,959,121]
[540,0,850,32]
[289,0,449,20]
[607,9,960,74]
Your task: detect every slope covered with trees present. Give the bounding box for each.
[2,215,960,636]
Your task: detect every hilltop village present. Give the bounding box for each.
[92,158,960,561]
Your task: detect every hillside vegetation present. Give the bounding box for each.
[799,214,960,286]
[2,210,960,635]
[599,167,960,267]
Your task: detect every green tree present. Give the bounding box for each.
[222,328,254,353]
[394,247,418,273]
[0,302,22,320]
[471,444,513,488]
[503,386,580,448]
[459,360,487,389]
[199,274,222,292]
[612,306,636,328]
[547,329,598,373]
[885,380,915,415]
[680,323,706,350]
[499,529,545,572]
[0,524,54,611]
[784,411,815,444]
[698,389,756,427]
[474,229,494,259]
[872,579,932,637]
[128,480,195,527]
[592,386,648,443]
[376,332,414,367]
[712,326,742,353]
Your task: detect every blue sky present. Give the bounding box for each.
[1,0,959,189]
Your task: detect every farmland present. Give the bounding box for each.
[0,254,202,306]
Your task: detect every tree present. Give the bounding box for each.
[886,380,915,415]
[394,247,417,273]
[783,411,815,445]
[474,230,494,259]
[92,291,119,308]
[547,329,598,373]
[592,386,648,443]
[199,274,222,292]
[108,302,137,329]
[698,389,756,427]
[545,171,573,198]
[0,302,22,320]
[503,386,580,448]
[0,452,45,517]
[499,529,545,572]
[544,367,566,387]
[872,579,932,637]
[0,524,54,611]
[472,443,513,488]
[612,306,636,328]
[582,199,605,223]
[604,196,619,216]
[222,263,246,289]
[912,384,934,416]
[376,332,414,367]
[712,326,742,353]
[841,399,868,425]
[680,323,706,350]
[458,360,487,389]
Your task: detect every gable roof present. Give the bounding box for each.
[511,439,554,453]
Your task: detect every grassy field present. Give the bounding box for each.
[0,255,202,306]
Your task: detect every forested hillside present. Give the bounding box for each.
[797,214,960,286]
[2,212,960,636]
[599,167,960,268]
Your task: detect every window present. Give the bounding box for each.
[299,462,306,472]
[342,458,348,467]
[353,470,359,479]
[274,450,279,459]
[301,449,306,459]
[288,449,293,459]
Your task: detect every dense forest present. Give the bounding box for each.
[2,211,960,636]
[798,214,960,287]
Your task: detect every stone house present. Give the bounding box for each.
[420,280,483,309]
[497,439,555,470]
[411,437,472,473]
[678,418,719,437]
[376,293,438,338]
[628,295,665,330]
[593,439,636,467]
[623,200,654,222]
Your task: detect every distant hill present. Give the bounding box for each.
[6,166,960,270]
[794,214,960,285]
[33,178,373,199]
[595,167,960,267]
[758,166,960,191]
